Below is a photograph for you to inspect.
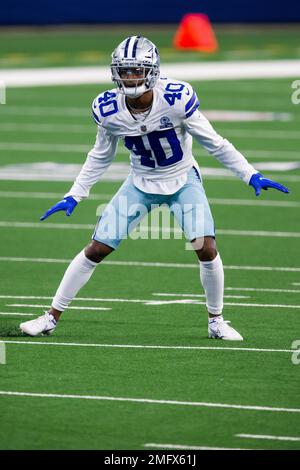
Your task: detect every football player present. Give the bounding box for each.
[20,36,289,339]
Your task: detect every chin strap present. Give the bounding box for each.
[122,84,148,98]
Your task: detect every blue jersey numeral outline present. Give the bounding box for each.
[98,91,118,117]
[125,128,183,168]
[164,83,185,106]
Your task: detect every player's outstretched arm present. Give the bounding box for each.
[40,110,119,222]
[184,108,290,195]
[249,172,289,197]
[40,196,78,221]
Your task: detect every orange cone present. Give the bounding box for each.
[174,13,218,53]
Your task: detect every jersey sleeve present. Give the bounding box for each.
[64,125,119,200]
[160,79,200,120]
[91,90,119,127]
[184,109,258,184]
[92,95,103,126]
[182,83,200,120]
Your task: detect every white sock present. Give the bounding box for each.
[208,315,223,324]
[52,249,98,312]
[199,253,224,316]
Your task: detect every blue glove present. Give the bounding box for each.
[40,196,78,221]
[249,173,289,197]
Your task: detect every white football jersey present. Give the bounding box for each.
[65,77,257,198]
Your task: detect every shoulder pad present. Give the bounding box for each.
[92,89,119,126]
[160,78,200,119]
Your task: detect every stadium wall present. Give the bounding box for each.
[1,0,300,25]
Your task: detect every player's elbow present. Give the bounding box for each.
[209,138,234,157]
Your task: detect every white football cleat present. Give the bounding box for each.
[20,311,57,337]
[208,316,243,341]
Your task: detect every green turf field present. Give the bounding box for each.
[0,25,300,68]
[0,27,300,450]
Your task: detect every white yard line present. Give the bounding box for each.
[0,390,299,413]
[0,123,93,133]
[0,221,95,230]
[0,256,70,264]
[224,150,300,159]
[0,106,290,121]
[0,142,89,153]
[0,106,88,116]
[209,198,300,208]
[3,300,219,308]
[154,288,300,296]
[8,304,111,311]
[233,175,300,183]
[4,290,286,301]
[0,312,35,316]
[144,300,300,309]
[226,287,300,294]
[0,294,146,302]
[0,294,251,301]
[236,433,300,442]
[3,340,297,354]
[0,293,300,310]
[152,294,250,299]
[0,167,299,183]
[0,292,250,304]
[218,229,300,238]
[0,191,112,200]
[1,256,300,272]
[142,300,203,305]
[1,221,300,238]
[0,191,298,208]
[7,300,300,310]
[2,60,300,87]
[144,443,249,450]
[223,265,300,273]
[1,124,299,140]
[216,129,300,140]
[1,142,300,159]
[243,162,300,172]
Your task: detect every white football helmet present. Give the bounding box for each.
[111,36,160,98]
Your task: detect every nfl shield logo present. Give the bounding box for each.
[140,125,147,132]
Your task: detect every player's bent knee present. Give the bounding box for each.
[84,240,114,263]
[199,248,218,262]
[193,237,217,262]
